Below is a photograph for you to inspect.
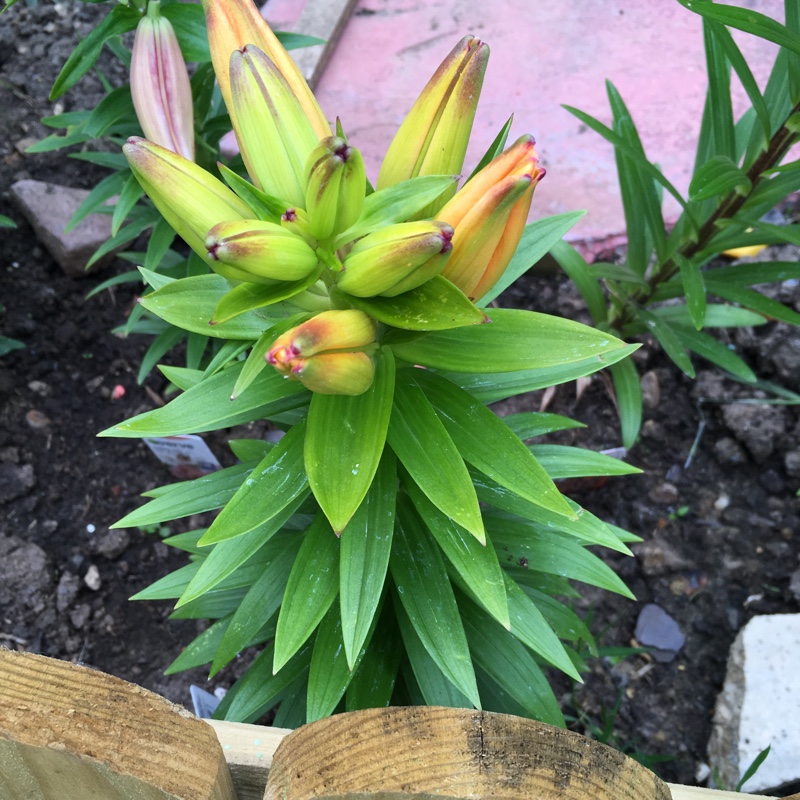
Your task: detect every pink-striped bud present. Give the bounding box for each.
[130,1,194,161]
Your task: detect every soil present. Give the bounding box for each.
[2,1,800,792]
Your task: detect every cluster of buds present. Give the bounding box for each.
[125,0,547,396]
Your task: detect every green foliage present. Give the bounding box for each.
[561,0,800,447]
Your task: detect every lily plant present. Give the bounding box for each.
[103,0,641,726]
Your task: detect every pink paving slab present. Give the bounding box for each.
[264,0,784,250]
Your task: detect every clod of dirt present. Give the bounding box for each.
[93,530,131,560]
[55,571,80,613]
[0,535,52,614]
[0,463,35,503]
[721,403,787,463]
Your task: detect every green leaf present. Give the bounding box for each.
[218,164,287,223]
[70,151,130,170]
[443,344,640,404]
[112,463,254,529]
[307,607,351,721]
[100,361,308,438]
[335,175,459,246]
[736,745,772,792]
[677,0,800,57]
[414,370,575,520]
[50,5,140,99]
[649,303,766,328]
[634,308,695,377]
[211,270,323,325]
[502,412,586,439]
[339,451,397,669]
[389,309,628,373]
[520,586,596,652]
[390,500,481,708]
[216,642,311,723]
[405,478,509,631]
[609,357,643,449]
[140,274,292,339]
[86,211,160,270]
[466,115,514,182]
[143,218,177,273]
[688,155,751,201]
[0,214,16,229]
[137,325,185,384]
[540,240,607,325]
[305,349,395,532]
[340,277,487,331]
[0,336,25,356]
[704,260,800,285]
[704,277,800,325]
[274,514,340,673]
[702,20,736,162]
[671,325,757,383]
[676,253,707,329]
[164,617,230,674]
[529,445,640,480]
[66,171,128,235]
[388,370,484,542]
[130,562,200,601]
[211,533,302,676]
[160,2,210,62]
[199,422,308,544]
[489,516,635,598]
[24,129,91,153]
[478,212,588,306]
[589,262,648,287]
[84,85,136,139]
[275,32,326,51]
[460,595,565,726]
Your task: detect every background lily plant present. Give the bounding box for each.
[97,0,642,725]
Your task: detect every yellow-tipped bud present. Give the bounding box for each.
[229,45,319,206]
[130,1,194,161]
[205,220,320,284]
[377,36,489,215]
[438,135,545,301]
[203,0,330,141]
[266,310,377,395]
[336,221,454,298]
[305,136,366,241]
[123,136,252,278]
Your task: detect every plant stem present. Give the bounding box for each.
[609,101,800,332]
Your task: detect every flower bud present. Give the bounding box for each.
[203,0,330,141]
[205,220,320,284]
[438,135,545,301]
[336,221,454,298]
[266,310,377,395]
[377,36,489,216]
[130,1,194,161]
[229,45,319,206]
[123,136,252,277]
[305,136,366,241]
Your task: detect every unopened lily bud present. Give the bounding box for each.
[130,1,194,161]
[438,135,545,301]
[378,36,488,215]
[205,220,319,284]
[336,221,454,298]
[229,45,319,206]
[123,137,252,277]
[203,0,330,141]
[280,206,316,246]
[305,136,366,241]
[266,310,377,395]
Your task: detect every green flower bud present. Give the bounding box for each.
[304,136,366,241]
[336,221,454,298]
[205,220,319,284]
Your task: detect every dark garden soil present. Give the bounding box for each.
[2,1,800,791]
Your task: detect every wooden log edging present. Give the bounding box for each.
[0,650,783,800]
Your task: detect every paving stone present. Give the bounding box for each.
[708,614,800,793]
[10,180,116,278]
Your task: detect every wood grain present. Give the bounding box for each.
[0,650,237,800]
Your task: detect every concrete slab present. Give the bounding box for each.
[266,0,784,250]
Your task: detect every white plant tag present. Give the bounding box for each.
[143,435,221,478]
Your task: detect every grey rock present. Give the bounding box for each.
[709,614,800,793]
[10,180,117,278]
[83,564,101,591]
[93,529,130,560]
[721,403,786,463]
[0,462,36,503]
[640,370,660,410]
[0,534,53,612]
[55,571,80,613]
[69,603,91,630]
[634,603,685,662]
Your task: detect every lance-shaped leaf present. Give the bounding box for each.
[389,309,628,373]
[689,155,751,201]
[199,422,308,545]
[389,498,480,708]
[414,370,575,520]
[339,450,397,668]
[405,476,508,630]
[99,361,308,438]
[274,514,340,673]
[306,349,395,533]
[388,370,484,542]
[610,358,643,450]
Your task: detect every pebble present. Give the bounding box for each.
[634,604,685,663]
[25,409,50,429]
[93,530,130,560]
[640,370,660,409]
[647,481,679,505]
[83,564,101,591]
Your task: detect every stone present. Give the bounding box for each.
[93,529,130,560]
[55,570,80,613]
[709,614,800,793]
[69,603,91,630]
[640,370,660,410]
[647,481,679,505]
[83,564,101,591]
[713,437,747,465]
[721,403,786,463]
[10,180,117,278]
[0,462,35,503]
[634,603,685,662]
[632,536,689,576]
[785,449,800,479]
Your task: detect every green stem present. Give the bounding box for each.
[609,100,800,332]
